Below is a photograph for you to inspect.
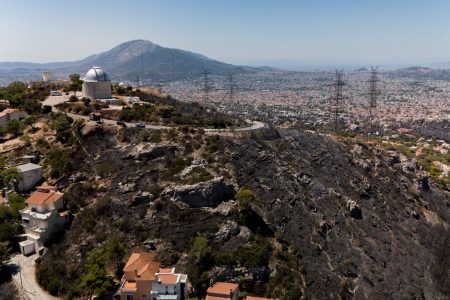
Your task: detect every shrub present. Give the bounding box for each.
[236,187,256,211]
[69,95,78,102]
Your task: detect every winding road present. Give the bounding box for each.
[42,94,266,133]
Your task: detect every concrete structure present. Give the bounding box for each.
[206,282,240,300]
[19,186,69,255]
[15,163,43,192]
[42,71,52,82]
[82,66,112,99]
[0,108,27,127]
[120,253,161,300]
[151,267,188,300]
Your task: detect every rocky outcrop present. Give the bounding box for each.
[214,221,240,243]
[347,198,362,219]
[162,177,237,208]
[208,265,270,284]
[122,142,178,160]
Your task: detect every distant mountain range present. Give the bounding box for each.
[0,40,264,82]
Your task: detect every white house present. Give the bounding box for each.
[0,109,27,127]
[151,267,188,300]
[15,163,43,192]
[19,186,69,255]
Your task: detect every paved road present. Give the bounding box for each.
[42,94,265,132]
[8,253,61,300]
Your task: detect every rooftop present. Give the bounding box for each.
[25,191,63,205]
[84,66,110,82]
[123,252,160,281]
[206,282,239,296]
[16,163,42,172]
[156,274,179,285]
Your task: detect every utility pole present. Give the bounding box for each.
[367,66,381,135]
[329,69,347,132]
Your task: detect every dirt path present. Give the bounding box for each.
[8,254,61,300]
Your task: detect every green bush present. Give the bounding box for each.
[236,187,256,211]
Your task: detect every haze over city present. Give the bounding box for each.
[2,0,450,67]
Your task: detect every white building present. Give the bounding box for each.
[15,163,43,192]
[151,268,188,300]
[82,66,112,99]
[19,186,69,255]
[0,109,27,127]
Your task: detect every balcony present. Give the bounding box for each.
[20,208,51,220]
[121,280,137,292]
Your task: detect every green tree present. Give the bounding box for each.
[79,248,113,299]
[1,167,22,186]
[6,119,21,137]
[68,73,82,95]
[105,237,126,269]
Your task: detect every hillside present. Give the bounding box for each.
[29,123,449,299]
[0,40,260,82]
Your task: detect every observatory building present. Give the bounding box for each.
[82,66,112,99]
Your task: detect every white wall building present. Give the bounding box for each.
[151,268,188,300]
[19,186,69,255]
[15,163,43,192]
[0,109,27,127]
[82,66,112,99]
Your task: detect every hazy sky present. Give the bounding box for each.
[1,0,450,65]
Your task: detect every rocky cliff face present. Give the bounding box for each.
[223,129,449,299]
[37,125,449,299]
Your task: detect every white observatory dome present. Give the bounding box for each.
[84,66,110,82]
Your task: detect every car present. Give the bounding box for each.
[116,120,126,126]
[135,123,145,128]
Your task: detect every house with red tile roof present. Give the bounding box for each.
[120,253,161,300]
[19,187,69,255]
[206,282,240,300]
[119,253,189,300]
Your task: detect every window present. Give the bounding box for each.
[141,295,147,299]
[22,219,29,224]
[165,286,168,294]
[126,295,134,300]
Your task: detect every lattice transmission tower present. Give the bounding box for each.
[329,69,348,132]
[202,69,211,105]
[367,66,381,134]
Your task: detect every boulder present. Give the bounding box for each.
[417,175,430,191]
[214,221,240,243]
[118,182,136,193]
[162,177,237,208]
[131,191,155,206]
[123,143,178,160]
[347,198,362,219]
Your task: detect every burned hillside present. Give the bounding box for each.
[35,123,449,299]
